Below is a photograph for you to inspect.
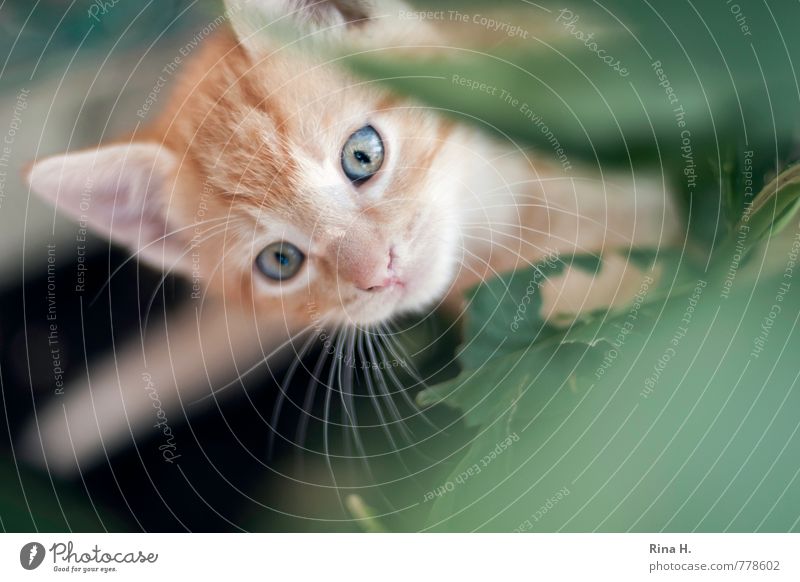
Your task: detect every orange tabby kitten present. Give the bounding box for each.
[22,0,678,473]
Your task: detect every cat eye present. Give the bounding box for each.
[255,241,305,281]
[341,125,384,183]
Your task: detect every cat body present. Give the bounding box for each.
[22,0,679,473]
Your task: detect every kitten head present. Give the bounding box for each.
[27,0,462,327]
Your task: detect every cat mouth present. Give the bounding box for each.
[343,284,408,324]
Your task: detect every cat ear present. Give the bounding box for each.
[224,0,401,57]
[26,143,191,274]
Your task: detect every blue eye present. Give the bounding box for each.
[256,241,305,281]
[341,125,384,183]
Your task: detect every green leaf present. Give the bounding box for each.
[742,164,800,242]
[457,253,565,366]
[418,340,604,427]
[345,495,388,533]
[420,277,800,531]
[712,164,800,272]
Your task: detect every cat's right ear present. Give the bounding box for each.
[26,143,192,274]
[224,0,408,58]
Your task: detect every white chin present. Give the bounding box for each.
[345,271,455,326]
[342,292,404,325]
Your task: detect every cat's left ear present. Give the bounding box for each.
[224,0,410,58]
[26,143,191,274]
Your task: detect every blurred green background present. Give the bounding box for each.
[0,0,799,532]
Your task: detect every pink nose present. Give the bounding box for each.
[356,274,404,292]
[350,247,400,292]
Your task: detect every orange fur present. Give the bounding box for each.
[22,0,681,473]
